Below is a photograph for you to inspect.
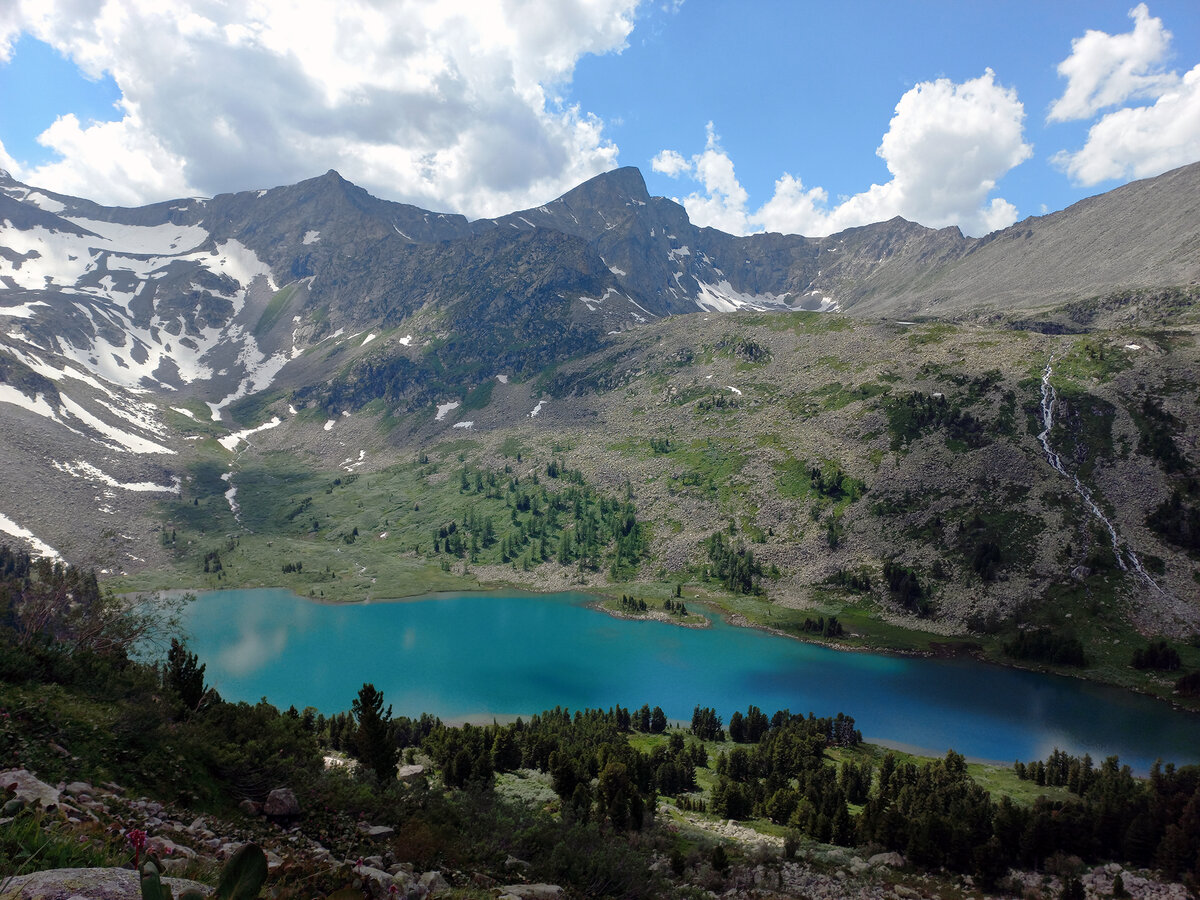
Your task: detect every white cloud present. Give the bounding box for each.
[657,70,1031,238]
[0,0,640,214]
[650,149,689,177]
[1054,63,1200,185]
[1048,5,1200,187]
[1047,3,1176,122]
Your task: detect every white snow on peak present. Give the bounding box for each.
[529,399,547,418]
[727,386,742,396]
[668,246,691,260]
[496,374,508,383]
[608,265,627,277]
[303,230,321,245]
[399,334,413,346]
[0,512,60,560]
[323,419,336,431]
[452,421,473,429]
[171,406,196,419]
[218,415,281,452]
[435,400,460,421]
[361,333,377,346]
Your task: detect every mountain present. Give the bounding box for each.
[1,162,1199,689]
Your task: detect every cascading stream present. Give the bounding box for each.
[1038,358,1163,593]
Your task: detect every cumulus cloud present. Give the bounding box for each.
[0,0,639,213]
[1047,3,1175,122]
[1049,5,1200,186]
[656,70,1031,238]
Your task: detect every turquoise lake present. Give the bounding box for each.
[180,588,1200,771]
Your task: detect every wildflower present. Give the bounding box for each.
[127,828,148,869]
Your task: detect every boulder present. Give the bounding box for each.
[0,769,61,809]
[263,788,300,820]
[868,851,906,868]
[498,885,564,900]
[0,867,209,900]
[419,871,450,895]
[396,764,425,781]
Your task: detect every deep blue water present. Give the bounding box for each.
[179,588,1200,771]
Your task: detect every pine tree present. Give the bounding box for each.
[351,683,398,782]
[165,638,207,711]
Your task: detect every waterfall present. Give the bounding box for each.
[1038,358,1163,592]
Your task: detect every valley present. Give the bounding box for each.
[1,164,1199,710]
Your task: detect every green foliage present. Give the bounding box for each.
[1129,396,1190,474]
[882,561,930,617]
[213,843,268,900]
[703,532,765,595]
[1146,489,1200,553]
[350,683,398,782]
[1131,640,1182,671]
[165,638,208,711]
[1004,628,1087,667]
[884,391,991,452]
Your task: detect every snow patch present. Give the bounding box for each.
[452,421,473,429]
[435,400,460,421]
[1124,344,1142,351]
[0,512,59,560]
[218,416,282,452]
[399,334,412,346]
[727,386,742,395]
[302,230,321,244]
[323,419,336,431]
[361,333,377,346]
[0,385,67,424]
[693,280,798,313]
[608,265,627,277]
[496,374,508,383]
[52,459,180,493]
[172,407,196,419]
[59,395,174,454]
[221,471,240,520]
[529,400,547,418]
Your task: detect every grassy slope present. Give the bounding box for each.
[112,308,1200,707]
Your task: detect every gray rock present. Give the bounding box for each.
[504,855,532,871]
[0,867,209,900]
[0,769,61,809]
[63,782,93,797]
[363,825,394,838]
[263,788,299,818]
[868,851,906,868]
[419,871,450,895]
[396,764,425,781]
[498,885,564,900]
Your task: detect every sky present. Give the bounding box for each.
[1,1,1198,238]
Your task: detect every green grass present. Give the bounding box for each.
[253,283,301,337]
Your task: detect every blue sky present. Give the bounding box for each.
[1,1,1198,236]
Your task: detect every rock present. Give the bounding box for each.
[238,799,261,816]
[504,855,532,871]
[265,849,284,872]
[63,781,93,796]
[1,769,62,809]
[263,788,300,820]
[419,871,450,895]
[869,851,906,868]
[498,885,564,899]
[0,867,209,900]
[146,836,197,859]
[363,825,394,838]
[396,764,425,781]
[363,855,385,870]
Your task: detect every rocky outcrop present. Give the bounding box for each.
[0,868,208,900]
